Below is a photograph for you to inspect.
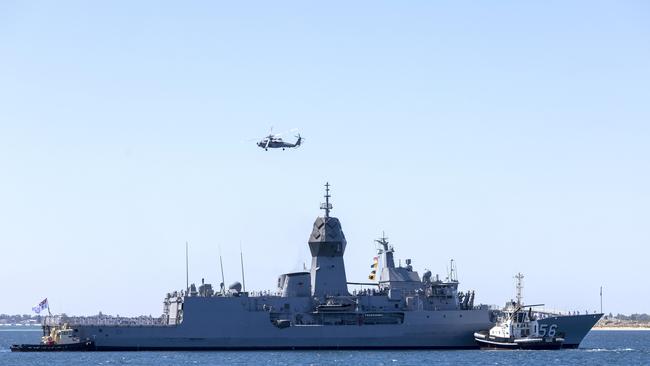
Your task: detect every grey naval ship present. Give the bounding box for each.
[13,183,601,351]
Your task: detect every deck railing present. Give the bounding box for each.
[42,315,167,327]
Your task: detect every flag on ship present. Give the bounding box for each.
[32,298,49,314]
[368,256,379,280]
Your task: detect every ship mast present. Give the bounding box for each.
[515,272,524,306]
[219,247,226,295]
[185,242,189,292]
[240,242,246,293]
[320,182,332,219]
[375,232,394,269]
[309,182,349,297]
[448,259,458,282]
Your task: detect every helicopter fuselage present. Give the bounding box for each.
[257,135,302,150]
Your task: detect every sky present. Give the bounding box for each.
[0,1,648,316]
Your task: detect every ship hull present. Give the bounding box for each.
[537,313,603,348]
[20,312,601,351]
[71,307,493,350]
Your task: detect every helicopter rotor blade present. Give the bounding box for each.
[273,128,299,138]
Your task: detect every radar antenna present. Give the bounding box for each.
[320,182,333,219]
[375,231,390,251]
[515,272,524,306]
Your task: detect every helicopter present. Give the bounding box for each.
[254,128,303,151]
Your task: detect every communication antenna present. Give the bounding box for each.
[600,286,603,314]
[219,245,226,294]
[447,259,457,282]
[451,259,458,282]
[240,241,246,292]
[515,272,524,306]
[185,242,189,292]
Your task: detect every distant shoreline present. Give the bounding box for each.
[593,326,650,331]
[0,324,40,327]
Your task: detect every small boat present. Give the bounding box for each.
[10,341,95,352]
[315,299,355,312]
[474,302,565,350]
[11,324,96,352]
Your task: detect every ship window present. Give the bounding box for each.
[395,304,399,309]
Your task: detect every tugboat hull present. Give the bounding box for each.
[474,331,564,350]
[10,341,96,352]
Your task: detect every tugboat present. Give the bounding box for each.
[11,324,95,352]
[474,273,568,350]
[474,302,565,350]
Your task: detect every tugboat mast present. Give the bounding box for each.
[515,272,524,306]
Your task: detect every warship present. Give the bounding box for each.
[12,183,600,351]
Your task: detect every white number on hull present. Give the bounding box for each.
[539,324,558,337]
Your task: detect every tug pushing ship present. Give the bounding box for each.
[474,273,601,350]
[473,302,566,350]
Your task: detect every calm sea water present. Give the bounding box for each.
[1,328,649,366]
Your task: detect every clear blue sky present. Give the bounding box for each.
[1,1,648,315]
